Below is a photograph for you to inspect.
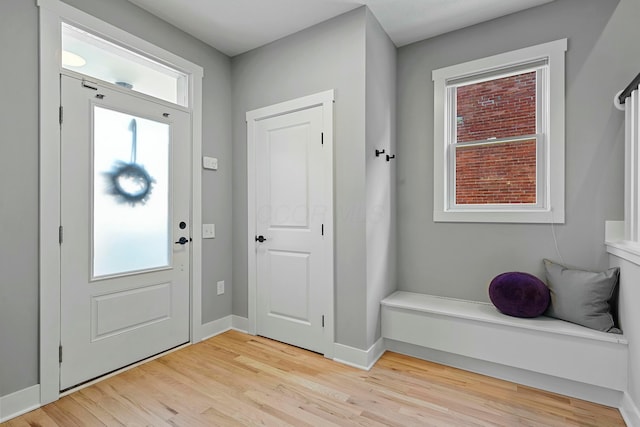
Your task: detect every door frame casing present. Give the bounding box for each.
[38,0,204,405]
[246,91,335,358]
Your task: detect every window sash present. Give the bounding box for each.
[448,67,544,144]
[447,135,545,210]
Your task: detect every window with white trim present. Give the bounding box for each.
[62,22,189,107]
[432,39,567,223]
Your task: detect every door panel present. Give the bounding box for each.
[255,106,327,353]
[267,124,310,228]
[91,282,171,340]
[267,250,311,323]
[60,75,190,389]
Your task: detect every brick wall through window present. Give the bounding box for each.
[455,71,537,205]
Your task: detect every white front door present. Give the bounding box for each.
[59,75,191,389]
[253,104,331,354]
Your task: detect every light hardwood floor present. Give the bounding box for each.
[4,330,625,426]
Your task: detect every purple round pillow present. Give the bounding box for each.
[489,272,550,318]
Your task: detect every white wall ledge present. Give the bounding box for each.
[606,240,640,267]
[604,220,640,266]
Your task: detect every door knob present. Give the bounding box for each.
[175,237,191,245]
[255,235,267,243]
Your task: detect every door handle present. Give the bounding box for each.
[255,235,267,243]
[175,237,191,245]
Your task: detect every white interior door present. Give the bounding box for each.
[60,75,191,389]
[254,105,330,354]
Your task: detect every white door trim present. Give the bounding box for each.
[246,90,335,358]
[37,0,203,405]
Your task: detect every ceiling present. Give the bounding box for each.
[127,0,555,57]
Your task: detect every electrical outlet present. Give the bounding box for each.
[203,223,215,238]
[217,280,224,295]
[203,156,218,170]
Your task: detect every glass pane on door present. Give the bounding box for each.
[92,106,171,278]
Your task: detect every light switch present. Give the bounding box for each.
[202,223,215,238]
[203,156,218,170]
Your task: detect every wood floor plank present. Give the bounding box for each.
[4,408,60,427]
[2,330,626,426]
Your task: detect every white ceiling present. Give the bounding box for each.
[127,0,555,57]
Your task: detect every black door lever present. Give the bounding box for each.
[175,237,191,245]
[255,235,267,243]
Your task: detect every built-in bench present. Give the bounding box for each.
[381,291,628,402]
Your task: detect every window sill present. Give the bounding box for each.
[434,208,564,224]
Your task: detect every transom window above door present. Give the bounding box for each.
[62,22,189,106]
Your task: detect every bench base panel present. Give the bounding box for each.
[385,339,624,408]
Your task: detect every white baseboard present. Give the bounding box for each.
[231,315,250,333]
[621,392,640,427]
[0,384,41,423]
[200,315,233,341]
[200,315,250,342]
[385,339,624,408]
[333,338,385,370]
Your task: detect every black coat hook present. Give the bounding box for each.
[386,154,396,162]
[375,149,386,157]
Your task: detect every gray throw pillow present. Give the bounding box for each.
[543,259,621,334]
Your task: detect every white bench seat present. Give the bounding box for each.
[381,291,628,392]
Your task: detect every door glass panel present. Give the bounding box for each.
[93,106,171,278]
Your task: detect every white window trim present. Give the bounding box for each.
[432,39,567,223]
[38,0,204,405]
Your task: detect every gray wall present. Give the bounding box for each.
[231,8,369,349]
[364,10,397,348]
[396,0,628,302]
[0,0,39,397]
[0,0,232,398]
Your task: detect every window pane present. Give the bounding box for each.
[93,106,171,278]
[456,71,536,143]
[62,23,188,106]
[455,139,536,205]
